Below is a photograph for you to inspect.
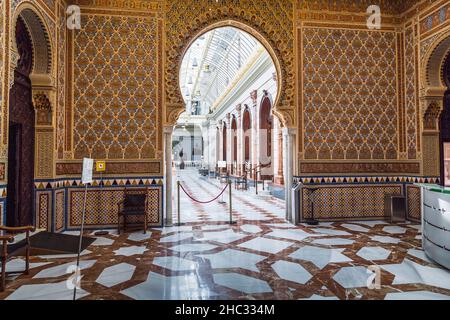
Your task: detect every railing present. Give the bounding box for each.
[174,160,202,168]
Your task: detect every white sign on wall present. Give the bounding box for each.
[217,161,227,168]
[82,158,94,184]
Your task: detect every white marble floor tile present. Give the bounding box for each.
[213,273,272,294]
[159,233,193,243]
[96,263,136,288]
[92,237,114,246]
[312,238,354,246]
[313,228,351,236]
[240,225,263,234]
[356,247,391,261]
[382,226,407,234]
[370,235,401,244]
[170,243,218,253]
[6,280,89,300]
[272,260,312,284]
[238,237,293,254]
[266,223,296,229]
[407,249,434,264]
[127,232,152,242]
[341,224,370,233]
[384,291,450,300]
[114,246,147,257]
[197,249,266,272]
[333,266,372,289]
[265,229,318,242]
[37,249,92,260]
[34,260,96,279]
[381,259,450,290]
[0,259,51,273]
[153,256,198,272]
[160,226,193,234]
[352,221,387,227]
[201,225,230,231]
[289,246,352,269]
[195,229,247,244]
[121,272,216,300]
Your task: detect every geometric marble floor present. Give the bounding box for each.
[1,170,449,300]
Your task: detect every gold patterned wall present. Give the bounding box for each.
[302,27,399,161]
[71,13,160,160]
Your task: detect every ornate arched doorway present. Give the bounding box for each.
[7,17,35,226]
[7,5,53,227]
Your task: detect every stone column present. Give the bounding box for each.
[226,113,232,174]
[164,125,174,225]
[276,128,284,185]
[283,127,297,223]
[235,104,242,176]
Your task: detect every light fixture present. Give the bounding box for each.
[192,58,198,68]
[185,88,190,96]
[188,76,193,84]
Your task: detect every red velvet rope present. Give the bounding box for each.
[179,182,228,204]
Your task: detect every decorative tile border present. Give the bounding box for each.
[34,177,164,232]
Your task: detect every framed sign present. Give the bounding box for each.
[96,161,106,172]
[82,158,94,184]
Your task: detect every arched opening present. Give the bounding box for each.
[259,92,273,180]
[441,53,450,186]
[7,6,53,227]
[243,108,251,163]
[169,23,285,225]
[7,16,35,227]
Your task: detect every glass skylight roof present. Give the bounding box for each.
[179,27,263,115]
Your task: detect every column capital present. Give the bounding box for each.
[250,90,258,105]
[163,125,174,134]
[283,127,297,136]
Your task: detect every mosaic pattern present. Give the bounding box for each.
[301,185,402,220]
[404,26,419,159]
[0,0,3,140]
[36,191,51,231]
[55,190,65,232]
[420,3,450,34]
[406,185,421,222]
[35,130,54,178]
[72,14,159,160]
[303,27,398,160]
[67,187,163,229]
[56,2,66,159]
[1,170,449,300]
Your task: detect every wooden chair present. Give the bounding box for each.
[117,189,148,234]
[0,226,35,292]
[235,174,248,190]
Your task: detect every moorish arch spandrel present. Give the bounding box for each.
[164,0,296,128]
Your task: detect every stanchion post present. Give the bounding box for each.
[228,180,236,225]
[177,181,181,226]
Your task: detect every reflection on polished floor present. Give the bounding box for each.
[1,170,450,300]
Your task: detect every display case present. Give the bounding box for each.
[416,184,450,269]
